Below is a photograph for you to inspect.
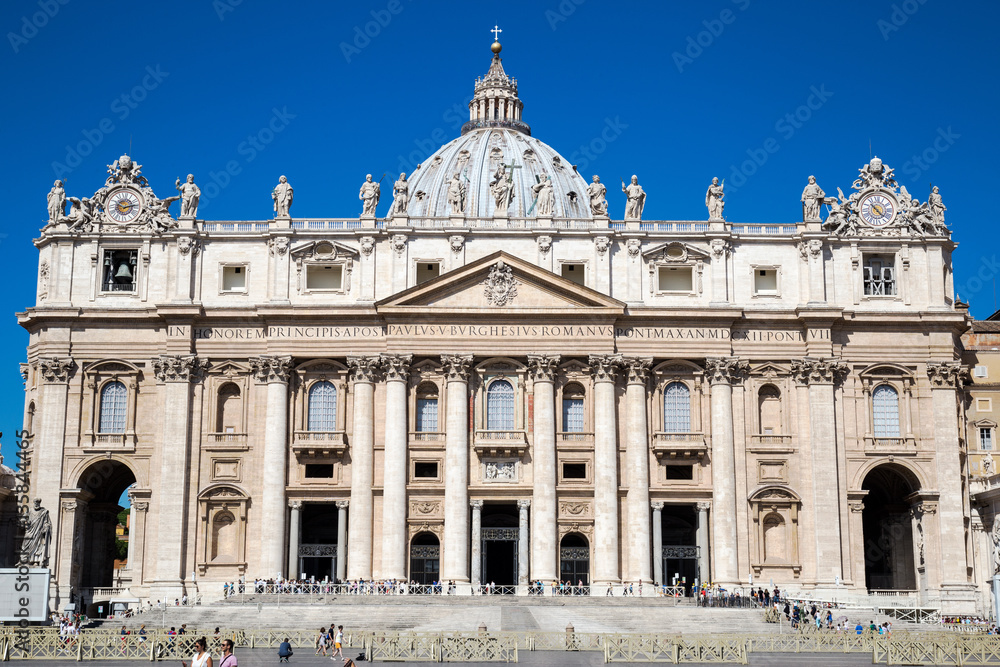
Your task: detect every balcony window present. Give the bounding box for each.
[872,385,901,438]
[486,379,515,431]
[102,249,137,292]
[980,427,994,451]
[663,381,691,433]
[307,381,337,431]
[562,383,585,433]
[98,381,127,433]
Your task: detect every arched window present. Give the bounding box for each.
[98,381,127,433]
[211,510,236,562]
[308,381,337,432]
[216,383,243,433]
[415,382,439,433]
[763,513,787,563]
[663,382,691,433]
[758,385,782,435]
[872,384,901,438]
[562,383,585,433]
[486,379,515,430]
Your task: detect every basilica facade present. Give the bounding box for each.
[20,39,978,614]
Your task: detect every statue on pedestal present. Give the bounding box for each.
[587,175,608,216]
[272,175,293,217]
[359,173,381,216]
[489,164,514,216]
[447,173,466,216]
[801,175,825,222]
[175,174,201,218]
[928,185,946,226]
[622,175,645,221]
[389,173,408,216]
[706,177,725,220]
[47,180,66,224]
[20,499,51,568]
[531,173,554,217]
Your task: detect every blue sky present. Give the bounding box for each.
[0,0,997,462]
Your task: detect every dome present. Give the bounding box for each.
[404,128,593,220]
[399,36,594,221]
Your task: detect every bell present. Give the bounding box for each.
[114,263,133,280]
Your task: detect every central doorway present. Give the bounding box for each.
[482,503,518,587]
[662,505,699,594]
[299,504,338,581]
[409,532,440,585]
[861,464,918,591]
[559,533,590,586]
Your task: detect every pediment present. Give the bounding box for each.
[290,239,359,260]
[377,251,625,312]
[750,362,789,378]
[642,241,711,262]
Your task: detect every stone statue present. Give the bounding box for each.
[984,453,996,477]
[531,173,555,217]
[486,164,512,217]
[47,180,66,224]
[706,177,725,220]
[823,187,853,235]
[928,186,946,226]
[65,197,97,232]
[622,175,645,221]
[272,175,293,217]
[446,173,466,216]
[389,173,408,216]
[992,519,1000,575]
[359,173,381,216]
[587,175,608,216]
[801,175,825,222]
[175,174,201,218]
[147,195,180,233]
[20,499,51,567]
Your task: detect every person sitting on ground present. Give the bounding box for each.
[278,637,293,662]
[180,636,213,667]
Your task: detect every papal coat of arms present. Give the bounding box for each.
[483,261,518,306]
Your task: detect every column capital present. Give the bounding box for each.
[517,499,531,510]
[441,354,474,382]
[926,361,968,388]
[132,500,150,512]
[704,357,748,385]
[380,354,413,382]
[790,357,849,386]
[288,500,303,510]
[588,354,622,383]
[38,357,75,383]
[250,355,293,384]
[335,500,350,510]
[696,501,712,512]
[622,357,653,385]
[347,355,382,384]
[526,354,560,383]
[470,499,484,510]
[651,501,664,511]
[153,354,205,383]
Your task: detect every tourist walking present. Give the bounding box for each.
[332,625,345,658]
[180,636,213,667]
[218,639,237,667]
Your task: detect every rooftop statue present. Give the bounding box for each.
[587,175,608,216]
[46,180,65,224]
[272,175,293,217]
[175,174,201,218]
[705,177,724,221]
[389,173,408,216]
[622,175,645,221]
[447,173,466,216]
[360,173,381,216]
[489,163,514,216]
[801,175,825,222]
[531,173,555,217]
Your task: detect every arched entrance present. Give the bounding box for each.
[74,459,137,615]
[409,532,440,585]
[559,533,589,585]
[861,464,918,591]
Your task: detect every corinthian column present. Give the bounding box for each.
[470,500,483,587]
[35,358,74,538]
[287,500,302,579]
[590,354,622,586]
[623,357,653,584]
[527,354,559,583]
[336,500,349,582]
[152,355,202,597]
[250,355,293,579]
[441,354,473,583]
[518,499,531,588]
[380,354,412,581]
[347,356,381,580]
[705,357,748,586]
[927,362,974,591]
[651,502,664,586]
[792,357,848,586]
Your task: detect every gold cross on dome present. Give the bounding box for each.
[491,25,502,41]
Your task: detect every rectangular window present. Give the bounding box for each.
[561,263,585,285]
[305,264,343,291]
[562,463,587,479]
[221,265,247,292]
[102,249,138,293]
[978,398,993,412]
[658,266,693,292]
[975,365,989,378]
[562,398,584,432]
[863,255,896,296]
[980,427,994,451]
[416,398,438,432]
[416,262,440,285]
[414,461,439,478]
[754,268,778,295]
[665,465,694,480]
[304,464,334,478]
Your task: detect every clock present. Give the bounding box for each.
[858,192,896,228]
[105,187,143,224]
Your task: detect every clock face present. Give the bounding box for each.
[859,192,896,227]
[105,188,143,224]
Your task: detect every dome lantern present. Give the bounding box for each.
[462,26,530,136]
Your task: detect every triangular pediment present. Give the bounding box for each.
[377,251,625,312]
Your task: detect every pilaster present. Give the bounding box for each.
[622,357,652,584]
[380,353,412,580]
[527,354,559,583]
[589,354,622,585]
[346,356,381,580]
[441,354,473,583]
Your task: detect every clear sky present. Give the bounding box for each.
[0,0,997,463]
